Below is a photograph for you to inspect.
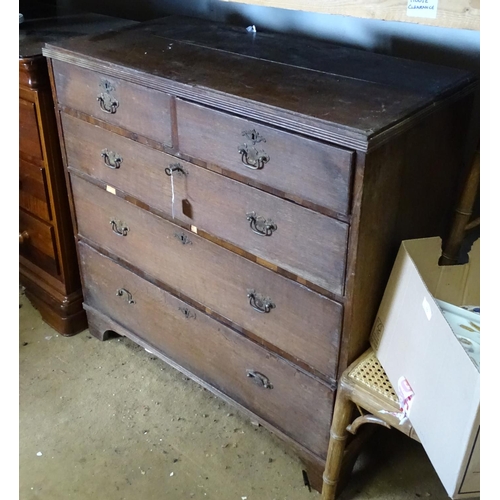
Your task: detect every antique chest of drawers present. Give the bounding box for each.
[43,16,478,488]
[19,7,135,335]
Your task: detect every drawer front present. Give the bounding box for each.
[64,115,348,295]
[177,100,354,215]
[79,241,334,458]
[169,158,348,295]
[19,98,43,160]
[52,60,173,148]
[62,113,175,217]
[71,175,343,380]
[19,209,58,276]
[19,159,51,221]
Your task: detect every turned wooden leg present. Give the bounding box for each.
[321,387,355,500]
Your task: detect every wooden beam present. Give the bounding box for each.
[220,0,480,31]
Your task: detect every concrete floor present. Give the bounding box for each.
[20,289,464,500]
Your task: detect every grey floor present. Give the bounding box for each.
[20,289,460,500]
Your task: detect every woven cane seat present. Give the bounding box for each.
[347,350,399,404]
[341,348,419,441]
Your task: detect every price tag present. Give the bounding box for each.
[407,0,438,19]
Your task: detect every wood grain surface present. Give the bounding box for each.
[79,241,334,458]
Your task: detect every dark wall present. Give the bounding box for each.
[48,0,478,73]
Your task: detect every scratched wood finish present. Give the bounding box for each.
[71,175,343,381]
[61,112,175,217]
[79,241,334,458]
[168,157,348,295]
[64,115,348,294]
[223,0,480,30]
[42,17,476,152]
[52,60,173,149]
[176,100,354,215]
[45,15,478,489]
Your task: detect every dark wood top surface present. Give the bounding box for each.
[20,5,136,59]
[43,15,477,144]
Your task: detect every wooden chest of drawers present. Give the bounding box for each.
[19,49,88,335]
[19,10,136,335]
[43,16,478,488]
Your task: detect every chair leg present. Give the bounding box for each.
[321,387,355,500]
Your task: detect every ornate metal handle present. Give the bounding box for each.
[116,288,135,304]
[247,289,275,314]
[246,370,273,389]
[238,144,270,170]
[174,232,192,245]
[97,93,119,114]
[246,212,277,236]
[19,231,29,244]
[110,219,129,236]
[179,307,196,320]
[238,129,269,170]
[165,163,187,176]
[97,80,119,114]
[101,149,122,169]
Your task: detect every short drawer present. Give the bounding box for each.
[19,98,43,160]
[52,60,173,148]
[71,175,343,381]
[19,209,58,276]
[177,100,354,215]
[62,113,174,216]
[64,115,348,295]
[19,159,51,221]
[79,241,334,458]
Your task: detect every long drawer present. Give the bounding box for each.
[177,100,354,215]
[52,60,173,148]
[78,241,334,458]
[64,115,348,295]
[71,175,343,381]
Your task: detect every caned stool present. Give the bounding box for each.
[321,348,419,500]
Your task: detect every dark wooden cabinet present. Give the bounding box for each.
[43,16,478,488]
[19,54,87,335]
[19,8,136,335]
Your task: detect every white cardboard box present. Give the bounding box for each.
[370,237,480,499]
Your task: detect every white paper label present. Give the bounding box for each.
[407,0,438,19]
[106,185,116,195]
[422,297,432,320]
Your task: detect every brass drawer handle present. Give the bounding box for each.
[247,289,275,314]
[101,149,122,169]
[174,232,191,245]
[110,219,129,236]
[97,80,119,114]
[246,370,273,389]
[116,288,135,304]
[238,129,269,170]
[165,163,187,176]
[246,212,277,236]
[179,307,196,320]
[19,231,29,244]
